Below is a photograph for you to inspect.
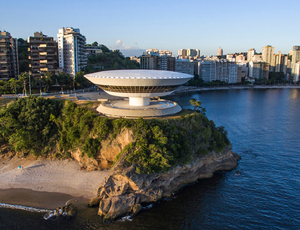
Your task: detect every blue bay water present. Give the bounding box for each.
[1,88,300,229]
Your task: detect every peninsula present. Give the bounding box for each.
[0,94,240,220]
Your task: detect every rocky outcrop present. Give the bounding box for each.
[90,146,240,221]
[71,128,135,171]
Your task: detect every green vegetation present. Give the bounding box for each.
[85,45,139,73]
[17,38,30,73]
[0,97,230,173]
[0,96,63,156]
[0,71,92,95]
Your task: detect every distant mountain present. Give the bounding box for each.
[120,49,145,57]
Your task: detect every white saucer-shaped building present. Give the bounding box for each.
[84,70,193,117]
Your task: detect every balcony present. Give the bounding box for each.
[40,52,47,56]
[40,68,48,71]
[30,56,39,60]
[40,60,48,64]
[0,69,9,72]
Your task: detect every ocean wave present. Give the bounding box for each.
[0,203,52,213]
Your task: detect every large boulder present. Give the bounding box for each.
[93,147,240,221]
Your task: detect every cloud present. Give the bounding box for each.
[111,39,138,50]
[110,39,145,57]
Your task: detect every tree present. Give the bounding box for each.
[8,78,19,94]
[57,72,73,89]
[74,71,92,88]
[190,98,206,115]
[92,41,98,47]
[18,72,30,95]
[41,72,56,92]
[99,45,110,53]
[0,80,10,94]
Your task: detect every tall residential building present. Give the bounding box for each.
[293,62,300,82]
[140,49,175,71]
[291,46,300,81]
[274,51,288,74]
[187,49,200,58]
[57,27,87,76]
[27,32,58,78]
[0,31,19,80]
[217,47,223,56]
[249,61,269,79]
[140,55,159,70]
[175,59,195,75]
[262,45,274,71]
[199,60,242,83]
[178,49,187,59]
[247,48,256,62]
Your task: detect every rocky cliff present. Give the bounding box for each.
[89,145,240,221]
[71,128,135,171]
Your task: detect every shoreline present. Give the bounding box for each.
[0,156,109,210]
[0,188,89,210]
[174,85,300,94]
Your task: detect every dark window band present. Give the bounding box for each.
[97,85,179,93]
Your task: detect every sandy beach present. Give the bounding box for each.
[0,156,109,209]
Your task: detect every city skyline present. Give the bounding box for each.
[2,0,300,57]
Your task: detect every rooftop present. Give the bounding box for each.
[84,69,193,80]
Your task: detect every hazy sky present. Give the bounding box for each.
[2,0,300,57]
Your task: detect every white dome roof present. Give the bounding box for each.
[84,69,193,80]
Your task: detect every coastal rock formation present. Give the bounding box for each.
[90,146,240,221]
[71,129,135,171]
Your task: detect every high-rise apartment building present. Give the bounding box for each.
[27,32,58,78]
[178,49,187,59]
[262,45,274,71]
[0,31,19,80]
[57,27,87,76]
[291,46,300,81]
[217,47,223,56]
[199,60,242,83]
[140,49,175,71]
[247,48,256,62]
[187,49,200,58]
[249,61,270,79]
[175,59,195,75]
[274,51,288,74]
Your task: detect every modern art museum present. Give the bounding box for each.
[84,70,193,117]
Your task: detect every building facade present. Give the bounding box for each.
[85,45,102,56]
[249,61,270,79]
[199,60,242,83]
[274,51,288,74]
[291,46,300,81]
[217,47,223,56]
[187,49,200,58]
[0,31,19,80]
[140,49,175,71]
[178,49,187,59]
[262,45,274,71]
[57,27,87,76]
[27,32,58,78]
[247,48,256,62]
[175,59,195,75]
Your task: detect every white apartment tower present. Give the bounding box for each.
[247,48,255,62]
[57,27,87,76]
[262,45,274,71]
